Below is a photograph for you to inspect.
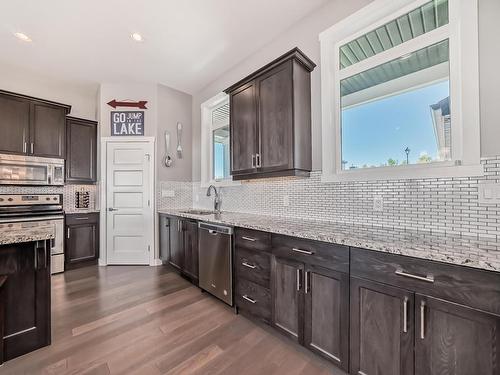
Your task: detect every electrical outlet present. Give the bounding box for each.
[283,195,290,207]
[161,189,175,198]
[373,195,383,212]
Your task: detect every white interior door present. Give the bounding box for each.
[106,140,153,265]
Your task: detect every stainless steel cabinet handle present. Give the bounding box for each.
[256,153,262,168]
[305,271,310,294]
[395,269,434,283]
[296,269,302,291]
[23,141,27,153]
[292,247,314,255]
[241,236,256,242]
[242,262,256,269]
[251,154,256,168]
[67,228,70,239]
[73,217,89,220]
[242,295,256,304]
[403,296,409,333]
[30,142,34,154]
[34,243,38,270]
[420,300,426,339]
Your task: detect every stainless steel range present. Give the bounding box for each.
[0,194,64,274]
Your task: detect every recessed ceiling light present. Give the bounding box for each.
[131,33,144,42]
[14,32,32,42]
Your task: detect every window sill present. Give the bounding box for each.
[200,179,241,188]
[321,163,484,183]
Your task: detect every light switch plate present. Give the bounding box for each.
[478,182,500,204]
[373,195,383,212]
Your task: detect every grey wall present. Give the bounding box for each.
[191,0,500,180]
[157,84,193,181]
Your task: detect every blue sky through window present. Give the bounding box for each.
[341,80,450,168]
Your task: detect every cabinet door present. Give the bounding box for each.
[256,62,293,172]
[66,117,97,183]
[159,215,170,262]
[0,93,30,155]
[0,241,50,361]
[271,256,304,342]
[230,82,258,175]
[182,220,199,281]
[30,102,66,158]
[350,277,414,375]
[66,222,98,268]
[304,265,349,371]
[168,216,184,270]
[415,294,500,375]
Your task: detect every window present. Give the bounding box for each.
[200,93,238,187]
[320,0,482,181]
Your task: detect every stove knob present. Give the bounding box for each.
[0,198,3,202]
[53,197,58,201]
[7,198,13,202]
[46,197,51,201]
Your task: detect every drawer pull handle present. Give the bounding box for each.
[395,269,434,283]
[242,262,256,269]
[292,247,314,255]
[241,236,257,242]
[73,217,89,221]
[242,295,256,304]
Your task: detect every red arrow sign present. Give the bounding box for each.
[107,99,148,109]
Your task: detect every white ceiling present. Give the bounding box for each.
[0,0,330,94]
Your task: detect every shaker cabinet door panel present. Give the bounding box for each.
[30,102,66,158]
[230,82,258,175]
[350,277,414,375]
[0,93,30,155]
[66,117,97,183]
[257,63,293,171]
[271,256,303,342]
[183,220,199,281]
[415,295,500,375]
[304,266,349,370]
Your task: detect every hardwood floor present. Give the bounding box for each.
[2,265,344,375]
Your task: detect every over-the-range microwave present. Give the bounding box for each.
[0,153,64,186]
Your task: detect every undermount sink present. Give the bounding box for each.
[180,209,217,215]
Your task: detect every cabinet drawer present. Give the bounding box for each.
[272,234,349,273]
[351,247,500,315]
[236,279,271,323]
[236,248,270,288]
[235,228,271,252]
[66,212,99,225]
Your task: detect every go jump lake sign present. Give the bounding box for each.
[110,111,145,136]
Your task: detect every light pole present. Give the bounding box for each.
[405,147,410,164]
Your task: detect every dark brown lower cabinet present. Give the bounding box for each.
[350,277,414,375]
[271,255,350,371]
[272,256,303,342]
[0,240,51,362]
[304,265,349,370]
[415,295,500,375]
[160,215,198,283]
[182,219,199,282]
[65,213,99,270]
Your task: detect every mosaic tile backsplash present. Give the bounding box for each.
[0,184,98,213]
[159,156,500,239]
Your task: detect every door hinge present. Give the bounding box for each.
[148,199,150,207]
[148,245,151,252]
[145,153,151,161]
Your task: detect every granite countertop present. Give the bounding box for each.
[158,208,500,273]
[0,221,55,245]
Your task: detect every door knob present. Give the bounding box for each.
[108,208,118,212]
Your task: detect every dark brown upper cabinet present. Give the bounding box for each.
[66,116,98,184]
[225,48,315,180]
[0,90,70,158]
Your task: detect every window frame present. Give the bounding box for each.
[200,92,239,187]
[319,0,482,182]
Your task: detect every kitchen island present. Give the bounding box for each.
[0,221,54,363]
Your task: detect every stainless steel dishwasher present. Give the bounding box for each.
[198,222,233,306]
